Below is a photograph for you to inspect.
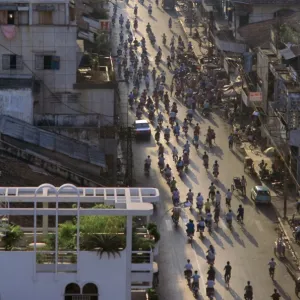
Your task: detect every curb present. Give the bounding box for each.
[175,7,192,40]
[278,217,300,278]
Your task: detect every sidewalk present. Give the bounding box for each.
[175,4,300,283]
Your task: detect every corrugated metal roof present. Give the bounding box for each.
[0,115,106,168]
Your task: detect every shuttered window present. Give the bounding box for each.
[35,55,60,70]
[2,54,23,70]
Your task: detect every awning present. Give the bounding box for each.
[223,88,237,97]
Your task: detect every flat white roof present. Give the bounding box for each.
[0,184,160,216]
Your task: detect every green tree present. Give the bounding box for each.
[2,225,24,250]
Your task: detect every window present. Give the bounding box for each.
[239,14,249,27]
[35,55,60,70]
[7,11,15,24]
[39,11,52,25]
[2,54,23,70]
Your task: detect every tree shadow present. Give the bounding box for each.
[150,15,158,21]
[228,287,243,300]
[186,169,199,184]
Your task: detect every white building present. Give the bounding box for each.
[0,184,160,300]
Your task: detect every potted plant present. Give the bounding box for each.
[2,225,24,250]
[147,223,160,256]
[146,288,159,300]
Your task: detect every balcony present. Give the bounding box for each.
[35,250,155,288]
[131,251,154,289]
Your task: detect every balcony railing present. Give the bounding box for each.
[131,250,154,288]
[36,251,77,273]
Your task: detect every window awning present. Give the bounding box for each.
[0,6,17,11]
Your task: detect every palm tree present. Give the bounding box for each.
[81,233,125,259]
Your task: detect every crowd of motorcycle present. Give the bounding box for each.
[111,2,285,299]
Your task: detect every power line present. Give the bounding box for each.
[0,42,116,126]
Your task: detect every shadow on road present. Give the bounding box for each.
[240,226,259,247]
[215,225,234,247]
[273,280,292,300]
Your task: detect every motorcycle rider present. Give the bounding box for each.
[186,219,195,236]
[197,217,205,233]
[207,265,215,281]
[157,111,163,124]
[168,17,172,28]
[196,193,204,210]
[187,108,193,121]
[162,33,167,45]
[158,154,165,170]
[268,258,276,278]
[187,189,194,204]
[172,205,181,224]
[205,210,212,229]
[224,261,232,283]
[170,177,177,191]
[203,99,210,115]
[148,4,152,14]
[119,14,124,26]
[184,259,193,278]
[183,140,190,154]
[213,160,219,178]
[164,164,171,179]
[146,22,151,32]
[134,5,138,16]
[172,146,178,161]
[192,270,200,290]
[244,281,253,299]
[237,204,244,223]
[214,205,220,224]
[226,188,232,207]
[271,289,281,300]
[215,191,221,207]
[206,278,215,297]
[226,209,234,227]
[144,155,151,171]
[173,122,180,137]
[203,151,209,169]
[172,188,180,204]
[176,157,184,173]
[206,245,215,263]
[164,126,171,141]
[208,182,216,200]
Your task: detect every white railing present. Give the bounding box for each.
[131,251,154,288]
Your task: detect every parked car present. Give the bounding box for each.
[251,185,271,204]
[134,120,151,138]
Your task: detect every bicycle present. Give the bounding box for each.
[225,273,231,287]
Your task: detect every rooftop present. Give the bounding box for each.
[231,0,300,4]
[0,185,159,216]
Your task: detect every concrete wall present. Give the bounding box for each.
[257,50,269,113]
[41,89,115,122]
[0,89,33,123]
[250,5,300,23]
[0,24,77,113]
[0,251,126,300]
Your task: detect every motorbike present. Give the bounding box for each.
[172,215,179,227]
[154,131,160,143]
[193,283,199,297]
[148,8,152,15]
[144,162,150,174]
[184,270,192,286]
[164,133,170,143]
[206,287,214,299]
[158,161,165,172]
[202,108,210,117]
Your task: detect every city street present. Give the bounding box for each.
[112,1,294,299]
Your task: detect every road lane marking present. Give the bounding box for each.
[255,220,263,232]
[165,219,173,231]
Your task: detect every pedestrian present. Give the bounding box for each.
[170,82,174,96]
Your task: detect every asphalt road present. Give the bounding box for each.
[111,1,295,299]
